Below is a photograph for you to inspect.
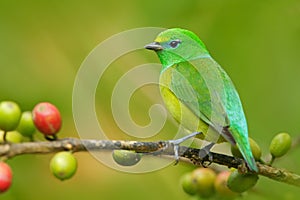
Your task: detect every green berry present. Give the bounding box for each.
[214,171,237,198]
[0,101,21,131]
[0,131,23,143]
[249,138,261,160]
[227,170,258,193]
[231,137,261,161]
[180,172,198,196]
[112,150,142,166]
[50,152,77,181]
[269,132,292,158]
[17,111,36,137]
[192,168,216,198]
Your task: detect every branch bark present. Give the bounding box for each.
[0,137,299,187]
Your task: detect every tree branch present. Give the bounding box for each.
[0,137,299,187]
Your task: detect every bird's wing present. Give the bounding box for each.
[169,66,213,126]
[169,59,235,144]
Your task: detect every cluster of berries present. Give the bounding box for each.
[0,101,77,193]
[180,133,292,199]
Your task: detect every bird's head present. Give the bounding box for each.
[145,28,209,69]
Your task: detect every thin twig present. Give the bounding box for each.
[0,137,299,187]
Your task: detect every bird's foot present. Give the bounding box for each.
[168,132,202,165]
[199,143,215,167]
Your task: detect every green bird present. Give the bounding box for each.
[145,28,258,172]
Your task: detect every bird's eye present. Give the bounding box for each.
[169,39,181,48]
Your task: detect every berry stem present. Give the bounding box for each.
[29,135,34,142]
[3,131,7,142]
[44,134,58,141]
[269,156,275,166]
[258,158,267,165]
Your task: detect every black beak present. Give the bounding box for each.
[144,42,163,51]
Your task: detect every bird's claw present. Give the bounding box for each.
[168,132,202,165]
[199,143,215,167]
[173,145,179,165]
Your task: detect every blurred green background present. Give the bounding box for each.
[1,0,300,199]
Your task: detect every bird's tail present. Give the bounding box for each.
[230,127,258,172]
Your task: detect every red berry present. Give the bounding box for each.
[0,162,13,193]
[214,171,237,198]
[32,102,62,135]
